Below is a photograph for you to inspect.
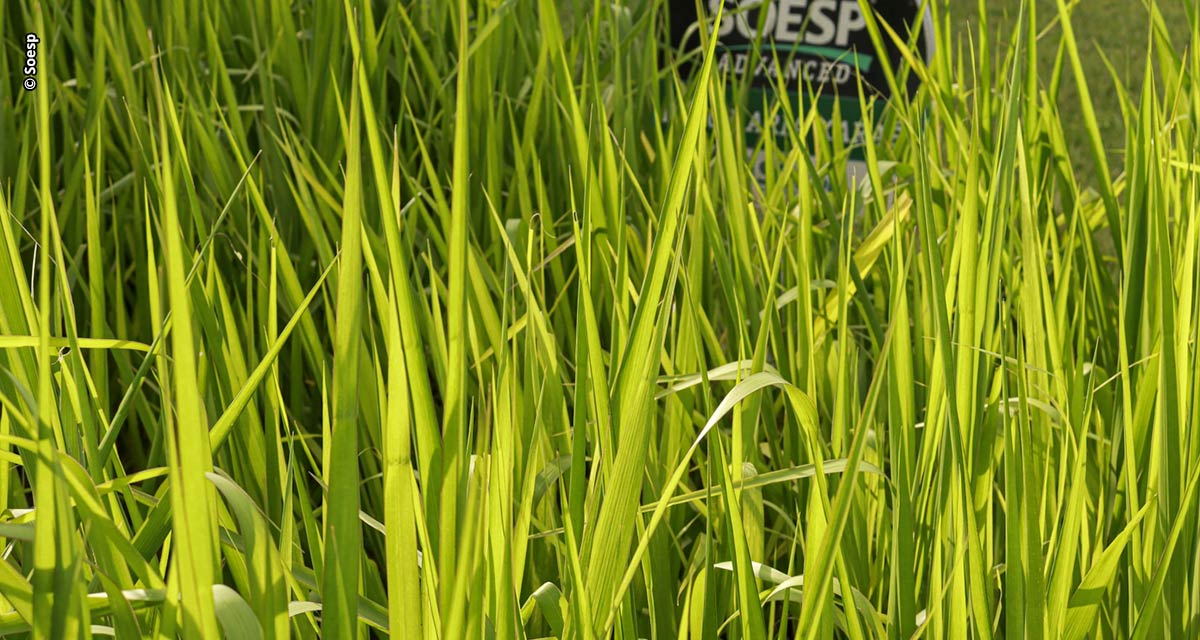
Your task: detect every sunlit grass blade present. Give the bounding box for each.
[151,66,220,638]
[320,62,366,639]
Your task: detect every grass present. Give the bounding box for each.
[960,0,1194,177]
[1,0,1199,638]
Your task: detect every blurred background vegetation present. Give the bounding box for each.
[958,1,1193,179]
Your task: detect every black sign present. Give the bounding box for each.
[666,0,933,168]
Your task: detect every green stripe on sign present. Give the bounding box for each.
[721,44,874,72]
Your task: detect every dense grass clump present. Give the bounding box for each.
[1,1,1199,638]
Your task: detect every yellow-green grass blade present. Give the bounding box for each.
[584,7,724,635]
[320,64,366,638]
[152,66,220,637]
[26,5,88,637]
[438,3,475,632]
[0,337,152,352]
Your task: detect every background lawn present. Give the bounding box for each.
[958,0,1194,178]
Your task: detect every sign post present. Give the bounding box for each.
[668,0,934,183]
